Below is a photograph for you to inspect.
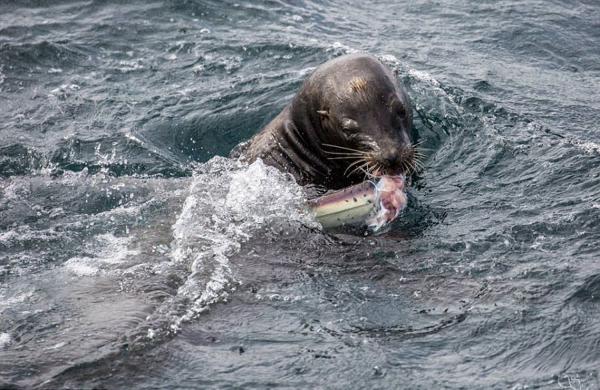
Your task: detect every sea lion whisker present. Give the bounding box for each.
[322,150,366,157]
[358,165,377,180]
[348,165,367,179]
[346,162,367,177]
[343,158,367,176]
[326,156,362,160]
[348,161,369,178]
[358,163,369,181]
[402,160,411,175]
[414,159,423,173]
[363,152,378,162]
[411,141,426,149]
[411,160,422,172]
[375,162,385,177]
[369,161,378,175]
[323,149,365,155]
[412,149,425,159]
[414,146,433,153]
[408,160,417,174]
[321,143,366,153]
[367,161,381,178]
[367,164,378,178]
[361,166,369,181]
[411,157,419,170]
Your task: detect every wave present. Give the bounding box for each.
[0,135,191,179]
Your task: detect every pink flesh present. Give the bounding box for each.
[367,175,407,231]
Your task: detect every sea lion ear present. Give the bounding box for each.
[316,110,329,118]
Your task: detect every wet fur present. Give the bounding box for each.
[236,54,416,190]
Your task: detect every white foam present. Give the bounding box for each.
[2,178,31,201]
[327,41,359,55]
[0,229,20,245]
[574,141,600,154]
[0,289,34,314]
[297,66,316,78]
[147,328,156,339]
[166,157,315,332]
[379,54,400,64]
[407,68,442,87]
[94,142,118,166]
[123,131,145,145]
[116,59,144,73]
[225,161,314,225]
[49,83,80,95]
[45,341,66,350]
[0,225,62,250]
[63,233,140,276]
[64,257,100,276]
[0,333,11,349]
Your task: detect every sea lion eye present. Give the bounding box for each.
[393,103,406,118]
[341,118,359,132]
[389,98,406,119]
[397,105,406,118]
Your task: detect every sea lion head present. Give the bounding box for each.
[294,54,418,185]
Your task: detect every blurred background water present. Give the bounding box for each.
[1,0,599,388]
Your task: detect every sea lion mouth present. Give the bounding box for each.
[322,142,424,180]
[373,156,417,177]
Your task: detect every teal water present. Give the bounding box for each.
[1,1,600,388]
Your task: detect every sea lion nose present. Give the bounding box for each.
[381,149,401,167]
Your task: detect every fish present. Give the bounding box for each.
[308,175,407,232]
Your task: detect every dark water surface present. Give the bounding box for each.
[1,1,600,388]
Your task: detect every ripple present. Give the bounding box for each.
[2,0,600,388]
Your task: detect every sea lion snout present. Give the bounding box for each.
[380,147,402,168]
[376,144,416,176]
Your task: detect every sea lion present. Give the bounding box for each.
[236,53,418,190]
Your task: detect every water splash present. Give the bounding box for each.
[63,233,140,277]
[164,157,316,333]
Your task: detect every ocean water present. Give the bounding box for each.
[1,1,600,388]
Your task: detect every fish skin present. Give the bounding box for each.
[309,175,407,231]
